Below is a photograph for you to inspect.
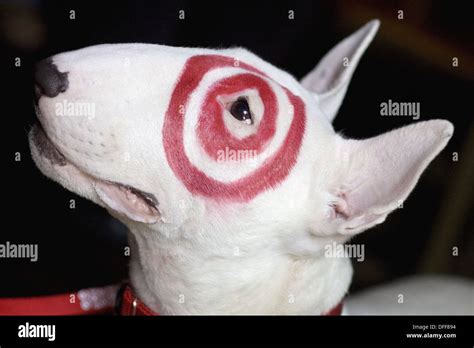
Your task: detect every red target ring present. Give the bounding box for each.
[197,73,277,160]
[163,55,306,202]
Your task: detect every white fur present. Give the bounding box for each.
[29,20,457,314]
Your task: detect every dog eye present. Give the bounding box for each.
[229,98,253,124]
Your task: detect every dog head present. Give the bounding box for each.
[30,20,452,262]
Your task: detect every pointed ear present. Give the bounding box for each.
[301,20,379,122]
[328,120,453,235]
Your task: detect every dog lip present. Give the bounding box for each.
[31,121,159,211]
[31,123,67,166]
[105,181,159,210]
[34,84,42,105]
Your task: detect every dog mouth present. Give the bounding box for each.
[31,123,67,166]
[30,122,159,217]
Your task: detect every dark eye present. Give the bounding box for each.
[229,98,252,124]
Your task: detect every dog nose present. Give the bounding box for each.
[34,58,69,102]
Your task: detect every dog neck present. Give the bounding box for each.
[126,223,352,315]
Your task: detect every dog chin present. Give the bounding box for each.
[28,124,104,206]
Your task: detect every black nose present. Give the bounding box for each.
[34,58,69,102]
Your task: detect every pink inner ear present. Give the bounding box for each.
[331,120,453,235]
[94,181,161,224]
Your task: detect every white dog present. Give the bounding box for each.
[29,20,458,315]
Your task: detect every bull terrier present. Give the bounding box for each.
[29,20,455,314]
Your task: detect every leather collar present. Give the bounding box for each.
[117,284,343,316]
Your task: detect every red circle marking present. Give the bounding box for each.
[197,73,277,160]
[162,55,306,202]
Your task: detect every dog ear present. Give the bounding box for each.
[301,20,379,122]
[93,181,161,224]
[326,120,453,236]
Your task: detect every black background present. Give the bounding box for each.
[1,0,472,298]
[0,315,472,344]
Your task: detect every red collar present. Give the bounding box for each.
[324,302,344,316]
[0,285,119,315]
[117,284,157,315]
[118,284,343,316]
[0,284,343,316]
